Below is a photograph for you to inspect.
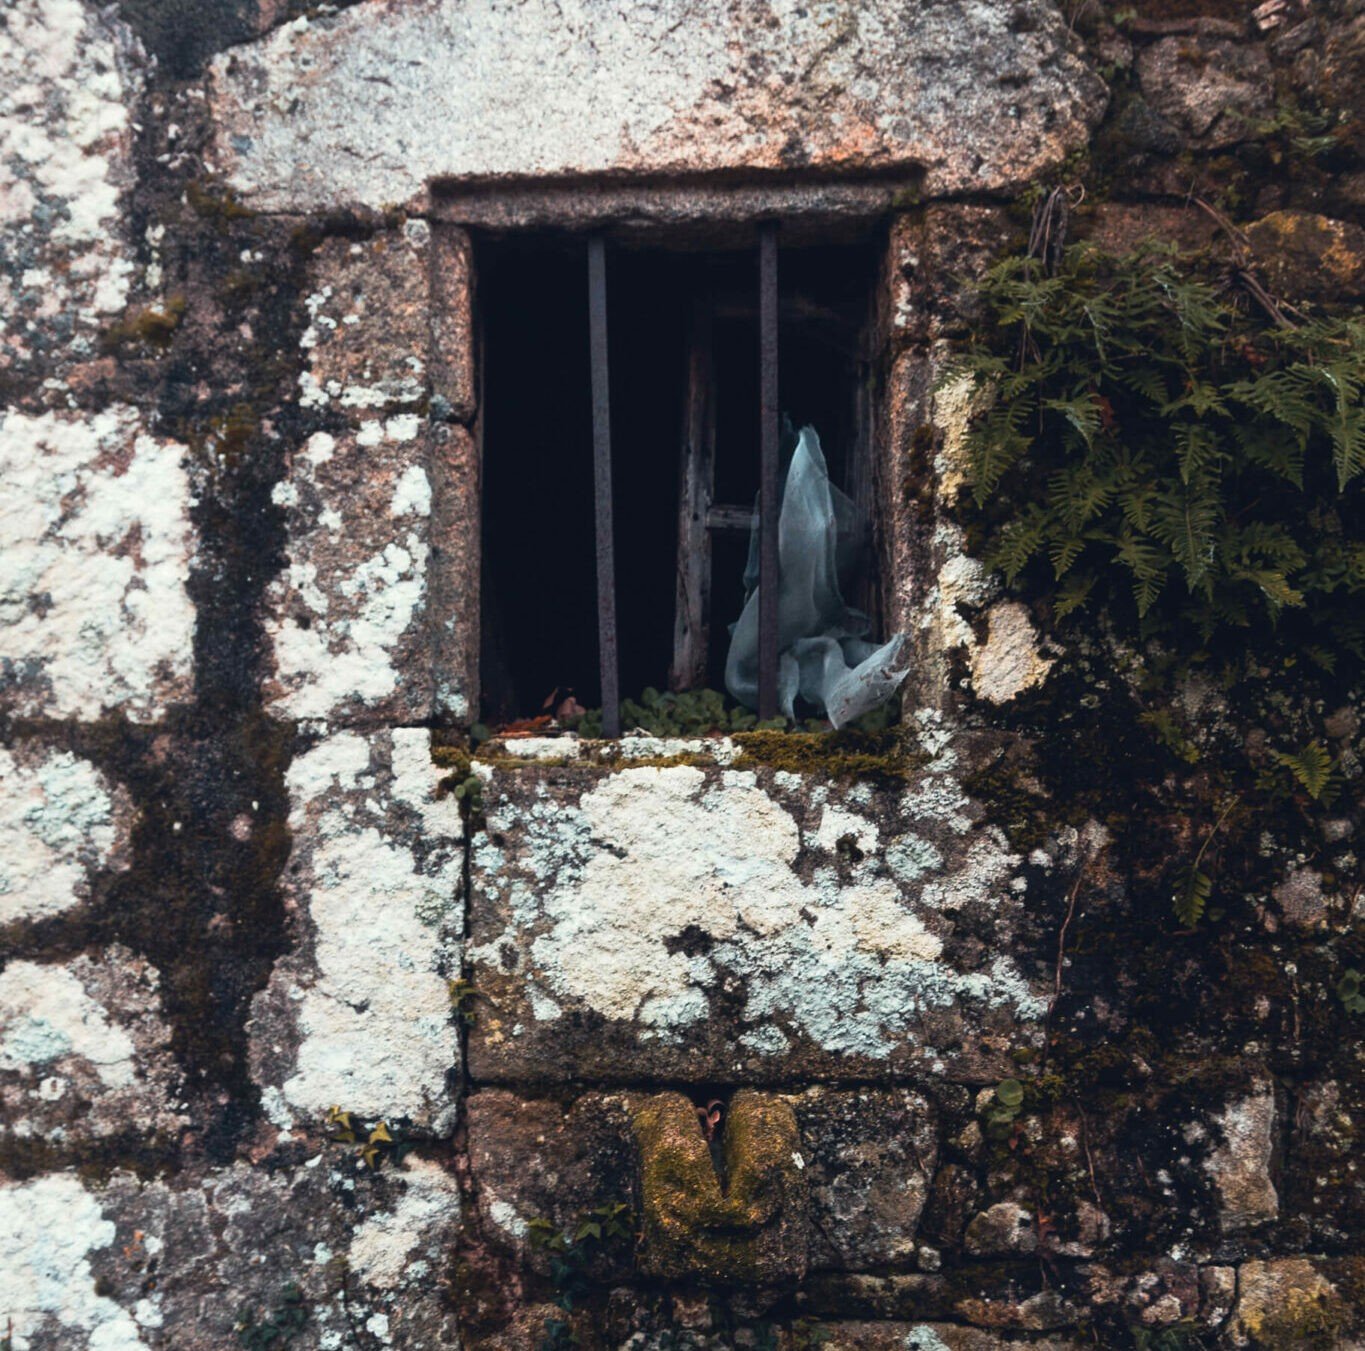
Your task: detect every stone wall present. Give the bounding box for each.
[1,1,1363,1348]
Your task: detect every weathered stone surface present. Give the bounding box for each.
[297,221,434,421]
[884,206,1016,347]
[1321,12,1365,155]
[249,728,463,1131]
[794,1087,937,1271]
[1204,1078,1278,1232]
[0,0,146,379]
[468,1085,935,1279]
[964,1201,1037,1257]
[814,1327,1082,1351]
[466,1089,637,1272]
[208,0,1105,212]
[1229,1257,1354,1348]
[264,425,435,723]
[1244,210,1365,302]
[969,602,1054,706]
[0,1153,461,1349]
[430,224,477,422]
[0,742,132,924]
[0,947,186,1152]
[1136,36,1272,150]
[0,406,195,720]
[467,741,1047,1085]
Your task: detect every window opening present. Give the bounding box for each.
[477,231,884,732]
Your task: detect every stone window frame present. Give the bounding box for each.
[430,176,930,728]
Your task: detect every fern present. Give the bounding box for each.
[1269,742,1339,802]
[943,243,1365,674]
[1173,866,1213,928]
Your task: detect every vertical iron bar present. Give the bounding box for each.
[588,235,621,737]
[757,222,780,720]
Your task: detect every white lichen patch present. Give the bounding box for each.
[254,729,462,1129]
[0,407,195,720]
[346,1157,460,1289]
[0,960,134,1087]
[1205,1080,1279,1231]
[0,0,144,370]
[472,766,1042,1061]
[0,745,131,923]
[0,950,184,1147]
[265,430,432,721]
[0,1173,145,1350]
[970,601,1055,704]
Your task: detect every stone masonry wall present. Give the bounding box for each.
[1,2,1364,1348]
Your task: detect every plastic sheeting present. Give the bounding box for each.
[725,424,908,727]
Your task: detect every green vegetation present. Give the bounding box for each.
[528,1202,633,1349]
[325,1106,412,1171]
[949,242,1365,675]
[234,1283,308,1349]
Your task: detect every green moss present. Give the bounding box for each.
[185,176,256,225]
[731,728,927,781]
[99,293,186,353]
[632,1091,807,1286]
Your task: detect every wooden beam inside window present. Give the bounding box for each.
[669,295,716,693]
[588,235,620,737]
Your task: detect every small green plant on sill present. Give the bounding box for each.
[234,1283,308,1349]
[945,241,1365,677]
[564,686,900,739]
[325,1106,412,1171]
[527,1201,633,1349]
[1337,969,1365,1015]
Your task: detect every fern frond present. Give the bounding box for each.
[1269,742,1338,802]
[1173,866,1213,927]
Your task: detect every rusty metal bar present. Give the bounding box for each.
[758,222,780,720]
[588,235,620,737]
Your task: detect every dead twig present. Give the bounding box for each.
[1041,848,1098,1072]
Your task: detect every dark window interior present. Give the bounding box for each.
[477,235,879,725]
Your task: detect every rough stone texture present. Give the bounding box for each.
[0,0,147,381]
[248,727,463,1132]
[0,741,132,923]
[208,0,1106,212]
[0,1154,462,1350]
[264,424,440,723]
[1244,210,1365,302]
[793,1087,937,1272]
[0,406,196,720]
[813,1328,1082,1351]
[969,602,1054,706]
[466,1085,937,1281]
[296,222,434,423]
[467,740,1047,1085]
[466,1089,638,1273]
[4,0,1364,1343]
[1204,1079,1279,1231]
[0,947,186,1153]
[430,224,477,422]
[963,1201,1037,1257]
[1136,36,1273,149]
[1229,1257,1352,1348]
